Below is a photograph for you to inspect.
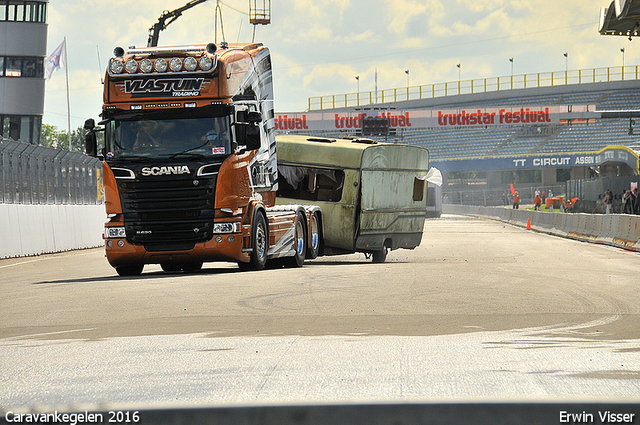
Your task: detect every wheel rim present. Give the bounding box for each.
[295,220,305,256]
[310,215,319,250]
[256,222,267,259]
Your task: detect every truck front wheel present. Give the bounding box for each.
[115,264,144,276]
[239,210,268,271]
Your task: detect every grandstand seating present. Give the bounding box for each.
[284,82,640,163]
[374,85,640,160]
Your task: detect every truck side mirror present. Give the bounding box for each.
[245,124,261,151]
[85,131,98,157]
[84,118,98,157]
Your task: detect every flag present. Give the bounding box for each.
[417,167,443,187]
[510,184,515,195]
[45,39,66,80]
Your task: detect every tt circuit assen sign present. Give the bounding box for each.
[275,107,567,131]
[431,147,640,173]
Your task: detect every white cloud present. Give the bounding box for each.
[40,0,633,127]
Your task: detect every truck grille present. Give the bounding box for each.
[118,176,216,250]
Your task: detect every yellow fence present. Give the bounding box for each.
[308,65,640,111]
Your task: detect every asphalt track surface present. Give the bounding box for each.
[1,214,639,408]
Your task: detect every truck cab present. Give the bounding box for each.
[86,43,317,275]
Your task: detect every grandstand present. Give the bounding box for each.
[275,71,640,200]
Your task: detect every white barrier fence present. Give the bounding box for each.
[3,204,639,259]
[0,204,105,259]
[443,204,640,252]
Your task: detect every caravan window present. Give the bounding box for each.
[278,165,345,203]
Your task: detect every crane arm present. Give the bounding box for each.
[147,0,209,47]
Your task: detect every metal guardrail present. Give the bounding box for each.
[443,203,640,252]
[309,65,640,110]
[443,184,567,207]
[0,139,103,205]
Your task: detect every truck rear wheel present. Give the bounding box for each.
[285,211,307,268]
[306,212,320,259]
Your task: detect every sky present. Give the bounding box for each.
[42,0,635,131]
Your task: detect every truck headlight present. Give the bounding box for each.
[154,58,168,73]
[105,227,126,239]
[125,59,138,74]
[213,222,240,234]
[170,57,183,72]
[140,59,153,73]
[110,59,124,74]
[199,56,213,71]
[184,57,198,72]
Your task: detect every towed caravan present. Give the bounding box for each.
[275,135,432,263]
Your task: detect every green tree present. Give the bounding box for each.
[40,124,100,153]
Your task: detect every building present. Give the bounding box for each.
[0,0,48,144]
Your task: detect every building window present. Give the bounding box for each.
[0,1,47,23]
[1,115,42,144]
[0,56,44,78]
[5,57,21,77]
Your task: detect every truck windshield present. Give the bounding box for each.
[107,116,231,159]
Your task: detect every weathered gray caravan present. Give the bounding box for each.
[276,135,432,263]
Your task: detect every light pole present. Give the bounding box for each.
[621,48,626,80]
[564,52,568,84]
[509,58,513,89]
[355,75,360,105]
[374,68,378,104]
[405,69,409,100]
[456,63,461,94]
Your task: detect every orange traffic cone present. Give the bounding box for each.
[526,218,531,230]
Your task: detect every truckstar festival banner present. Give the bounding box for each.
[274,106,580,132]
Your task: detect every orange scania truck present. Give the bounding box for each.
[85,42,322,276]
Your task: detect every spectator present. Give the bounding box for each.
[533,192,542,211]
[603,189,612,214]
[633,188,639,214]
[512,191,520,209]
[565,198,575,212]
[623,190,633,214]
[541,190,547,204]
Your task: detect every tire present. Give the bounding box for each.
[239,210,268,271]
[285,211,307,268]
[372,248,387,264]
[161,263,182,272]
[306,212,320,259]
[182,262,203,272]
[115,264,144,276]
[161,262,202,273]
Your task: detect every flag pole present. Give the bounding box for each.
[64,37,71,151]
